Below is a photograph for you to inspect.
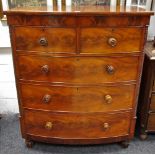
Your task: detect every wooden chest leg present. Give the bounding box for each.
[119,140,130,148]
[25,139,34,148]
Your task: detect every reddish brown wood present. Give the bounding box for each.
[5,3,153,147]
[24,109,131,139]
[80,28,142,54]
[18,55,140,83]
[15,27,76,53]
[6,15,151,27]
[20,83,135,112]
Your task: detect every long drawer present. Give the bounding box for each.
[18,55,139,83]
[24,110,131,139]
[14,27,76,53]
[21,83,135,112]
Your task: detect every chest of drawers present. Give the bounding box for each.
[138,41,155,140]
[5,3,153,148]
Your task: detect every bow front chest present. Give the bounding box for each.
[5,3,153,147]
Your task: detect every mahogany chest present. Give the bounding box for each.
[138,41,155,140]
[4,3,153,148]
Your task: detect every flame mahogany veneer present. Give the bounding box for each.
[4,5,153,148]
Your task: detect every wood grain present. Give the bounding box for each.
[24,109,131,139]
[15,27,76,53]
[6,15,151,27]
[21,83,135,112]
[80,28,142,53]
[18,55,140,83]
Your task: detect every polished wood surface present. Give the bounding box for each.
[6,15,151,27]
[24,110,131,139]
[18,55,139,83]
[15,27,76,53]
[5,3,153,147]
[81,28,142,53]
[21,83,135,112]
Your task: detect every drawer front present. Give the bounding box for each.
[15,27,76,53]
[147,113,155,131]
[150,95,155,111]
[80,28,142,54]
[21,83,135,112]
[18,55,139,83]
[24,110,131,139]
[152,80,155,91]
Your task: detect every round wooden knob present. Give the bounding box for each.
[45,122,53,130]
[42,94,51,104]
[103,123,110,130]
[39,37,48,46]
[104,95,112,104]
[108,37,117,47]
[106,65,115,74]
[41,65,49,74]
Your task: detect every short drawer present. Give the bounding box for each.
[18,55,139,83]
[14,27,76,53]
[21,83,135,112]
[80,28,142,54]
[24,110,131,139]
[147,113,155,131]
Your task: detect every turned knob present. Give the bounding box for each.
[45,122,53,130]
[104,95,112,104]
[106,65,115,75]
[41,65,49,74]
[42,94,51,104]
[108,37,117,47]
[39,37,48,46]
[103,123,110,130]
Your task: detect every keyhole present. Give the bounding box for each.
[76,58,80,62]
[77,87,79,92]
[111,28,115,32]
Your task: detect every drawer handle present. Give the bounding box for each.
[108,37,117,47]
[39,37,48,46]
[104,95,112,104]
[45,122,53,130]
[42,94,51,104]
[41,65,49,74]
[106,65,115,75]
[103,123,110,130]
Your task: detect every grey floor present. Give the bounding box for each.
[0,113,155,154]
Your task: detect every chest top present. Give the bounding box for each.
[4,0,153,15]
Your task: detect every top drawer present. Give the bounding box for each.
[14,27,76,54]
[80,28,142,54]
[14,27,142,54]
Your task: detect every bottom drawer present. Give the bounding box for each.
[24,110,131,139]
[147,113,155,131]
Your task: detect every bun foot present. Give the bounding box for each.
[25,140,34,148]
[140,133,148,140]
[120,141,129,148]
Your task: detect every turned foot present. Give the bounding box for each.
[25,140,34,148]
[140,133,148,140]
[120,141,130,148]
